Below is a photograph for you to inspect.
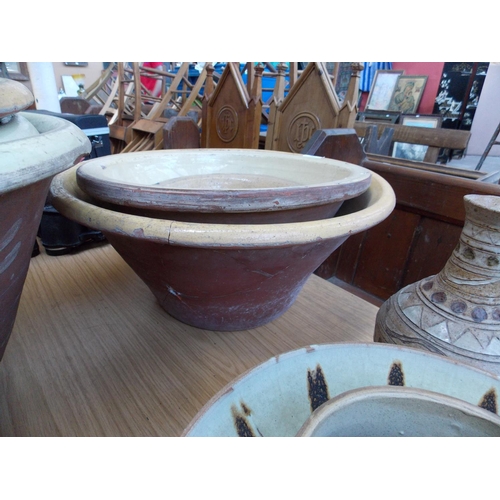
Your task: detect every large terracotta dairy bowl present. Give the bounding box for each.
[50,164,395,331]
[75,149,372,223]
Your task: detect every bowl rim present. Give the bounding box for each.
[296,385,500,437]
[0,112,91,195]
[75,149,373,213]
[182,342,500,437]
[50,166,396,248]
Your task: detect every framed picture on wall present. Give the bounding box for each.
[392,114,442,161]
[365,70,404,111]
[388,75,428,114]
[4,62,29,81]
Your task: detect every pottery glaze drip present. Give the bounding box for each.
[375,194,500,375]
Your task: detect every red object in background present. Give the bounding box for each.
[141,62,163,97]
[359,63,445,114]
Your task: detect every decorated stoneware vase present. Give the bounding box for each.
[375,194,500,376]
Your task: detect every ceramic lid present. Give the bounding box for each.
[0,112,91,195]
[0,78,35,120]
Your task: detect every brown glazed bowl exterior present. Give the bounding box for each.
[50,166,395,331]
[0,112,91,360]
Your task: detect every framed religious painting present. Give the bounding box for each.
[392,113,442,161]
[388,75,428,114]
[365,70,404,110]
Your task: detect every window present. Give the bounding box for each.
[4,62,29,81]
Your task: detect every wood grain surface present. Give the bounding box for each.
[0,243,377,436]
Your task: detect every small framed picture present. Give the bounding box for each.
[365,70,404,111]
[388,75,428,114]
[392,114,442,161]
[357,110,401,124]
[400,114,442,128]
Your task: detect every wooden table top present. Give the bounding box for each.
[0,242,378,436]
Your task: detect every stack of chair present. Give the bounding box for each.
[100,63,211,154]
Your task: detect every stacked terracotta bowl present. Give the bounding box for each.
[50,148,395,331]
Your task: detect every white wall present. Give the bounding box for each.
[26,62,61,112]
[52,62,105,94]
[468,62,500,156]
[14,62,106,101]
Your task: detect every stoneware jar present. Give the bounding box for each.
[0,78,91,361]
[375,194,500,376]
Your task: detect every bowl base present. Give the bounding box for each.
[106,233,344,331]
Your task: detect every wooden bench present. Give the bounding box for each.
[354,121,471,163]
[303,129,500,304]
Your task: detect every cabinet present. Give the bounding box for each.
[433,62,489,132]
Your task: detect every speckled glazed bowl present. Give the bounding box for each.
[0,80,91,361]
[75,149,372,224]
[50,166,394,331]
[182,343,500,437]
[296,386,500,437]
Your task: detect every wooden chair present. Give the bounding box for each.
[106,62,142,153]
[59,97,101,115]
[265,62,363,153]
[145,62,209,122]
[246,63,301,129]
[85,63,116,103]
[337,62,364,129]
[74,63,119,116]
[201,62,263,149]
[106,63,210,153]
[163,116,200,149]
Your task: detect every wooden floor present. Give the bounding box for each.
[0,242,378,436]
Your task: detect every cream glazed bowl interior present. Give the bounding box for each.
[182,343,500,437]
[49,166,395,331]
[75,149,372,224]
